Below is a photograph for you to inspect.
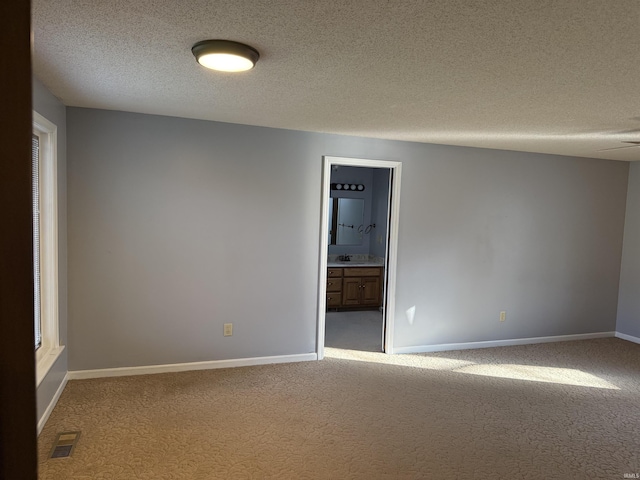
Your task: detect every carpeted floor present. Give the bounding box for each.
[38,338,640,479]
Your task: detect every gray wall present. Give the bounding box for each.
[33,77,68,420]
[394,147,627,347]
[617,162,640,338]
[369,168,390,259]
[67,107,629,370]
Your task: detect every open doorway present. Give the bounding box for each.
[317,156,402,360]
[326,166,389,353]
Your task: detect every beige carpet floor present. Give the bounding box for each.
[38,338,640,479]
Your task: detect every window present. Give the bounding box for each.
[32,133,42,350]
[33,111,63,386]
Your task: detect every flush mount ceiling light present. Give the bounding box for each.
[192,40,259,72]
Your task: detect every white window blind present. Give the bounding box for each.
[32,133,42,350]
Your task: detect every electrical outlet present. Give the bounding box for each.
[499,311,506,322]
[223,323,233,336]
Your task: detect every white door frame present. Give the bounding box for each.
[317,155,402,359]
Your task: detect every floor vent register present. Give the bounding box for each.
[49,431,81,459]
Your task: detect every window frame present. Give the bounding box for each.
[33,111,63,386]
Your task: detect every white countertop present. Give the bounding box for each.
[327,262,383,268]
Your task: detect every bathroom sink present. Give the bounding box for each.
[328,260,382,267]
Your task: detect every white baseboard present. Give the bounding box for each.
[68,352,318,380]
[38,373,68,435]
[615,332,640,344]
[393,331,616,355]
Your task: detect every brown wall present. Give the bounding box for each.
[0,0,38,478]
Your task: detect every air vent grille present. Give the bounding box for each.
[49,431,81,459]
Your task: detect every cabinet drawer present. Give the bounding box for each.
[327,268,343,278]
[343,267,382,277]
[326,292,341,307]
[326,278,342,292]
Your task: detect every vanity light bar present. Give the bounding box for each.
[331,183,365,191]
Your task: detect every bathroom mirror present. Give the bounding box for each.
[329,198,365,245]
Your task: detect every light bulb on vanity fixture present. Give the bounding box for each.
[330,183,365,191]
[192,39,260,72]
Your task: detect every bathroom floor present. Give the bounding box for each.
[325,309,383,352]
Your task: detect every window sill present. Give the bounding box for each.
[36,345,65,387]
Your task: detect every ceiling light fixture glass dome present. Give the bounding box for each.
[192,40,259,72]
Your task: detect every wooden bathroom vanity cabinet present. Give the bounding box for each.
[326,266,382,309]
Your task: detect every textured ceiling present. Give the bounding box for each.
[32,0,640,161]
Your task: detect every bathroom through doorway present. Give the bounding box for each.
[317,156,402,359]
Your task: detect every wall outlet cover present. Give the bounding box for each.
[223,323,233,336]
